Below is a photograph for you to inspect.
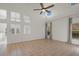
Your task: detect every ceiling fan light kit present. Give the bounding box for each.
[40,10,52,16]
[42,9,46,12]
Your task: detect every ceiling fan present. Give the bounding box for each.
[33,3,54,14]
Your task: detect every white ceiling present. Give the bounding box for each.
[0,3,79,19]
[30,3,79,19]
[42,3,79,19]
[50,3,79,19]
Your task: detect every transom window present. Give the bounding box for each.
[10,11,21,22]
[23,16,30,23]
[0,9,7,19]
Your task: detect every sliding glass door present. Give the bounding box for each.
[71,17,79,45]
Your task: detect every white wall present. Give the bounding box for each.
[72,17,79,24]
[50,3,79,42]
[52,18,69,42]
[0,3,46,44]
[1,3,79,44]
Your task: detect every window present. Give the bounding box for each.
[0,23,7,41]
[10,24,16,34]
[10,24,20,34]
[0,9,7,19]
[24,25,31,34]
[16,24,20,34]
[23,16,31,23]
[10,12,21,22]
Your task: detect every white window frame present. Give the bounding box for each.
[0,9,7,19]
[23,16,31,24]
[24,25,31,34]
[10,11,21,22]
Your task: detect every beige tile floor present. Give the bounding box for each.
[1,39,79,56]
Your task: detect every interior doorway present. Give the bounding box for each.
[45,21,52,39]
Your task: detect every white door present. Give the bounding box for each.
[0,23,7,54]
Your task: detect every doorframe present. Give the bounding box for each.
[45,21,52,40]
[67,17,72,44]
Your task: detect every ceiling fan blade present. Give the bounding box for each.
[45,10,49,13]
[40,11,42,14]
[34,9,42,11]
[40,3,44,8]
[45,4,54,9]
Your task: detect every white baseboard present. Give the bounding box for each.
[7,38,43,45]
